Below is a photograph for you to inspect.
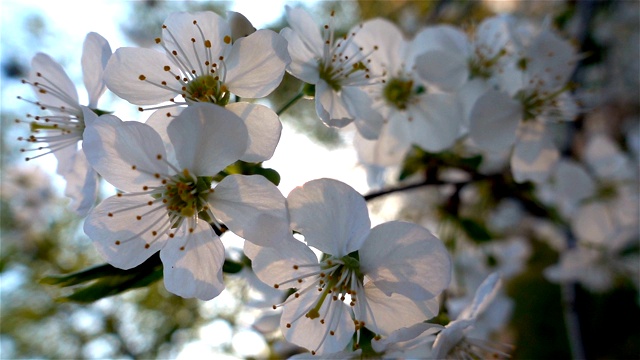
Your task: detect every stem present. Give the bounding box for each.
[363,178,450,202]
[276,92,305,116]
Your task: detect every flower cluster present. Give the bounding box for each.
[14,4,637,359]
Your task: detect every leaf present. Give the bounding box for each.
[41,253,245,303]
[213,160,281,185]
[459,217,493,243]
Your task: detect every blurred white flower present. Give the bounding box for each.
[17,32,112,215]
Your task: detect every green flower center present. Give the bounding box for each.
[186,75,230,105]
[305,253,363,319]
[383,77,421,110]
[162,171,212,218]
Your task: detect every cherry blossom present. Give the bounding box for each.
[82,103,288,300]
[246,178,451,355]
[280,6,382,139]
[351,18,465,166]
[468,23,580,183]
[16,32,112,215]
[103,11,290,162]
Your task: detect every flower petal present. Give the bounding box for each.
[511,121,559,183]
[315,80,354,128]
[280,27,321,84]
[226,11,256,41]
[30,53,79,110]
[360,221,451,300]
[225,29,290,98]
[469,90,521,152]
[409,93,463,152]
[84,193,169,269]
[288,178,370,256]
[415,50,469,92]
[104,47,180,105]
[245,233,319,289]
[82,108,168,192]
[280,288,355,355]
[209,174,288,246]
[226,102,282,163]
[284,6,323,56]
[160,221,225,300]
[362,283,440,336]
[82,32,112,108]
[64,149,98,216]
[162,11,232,78]
[167,103,248,175]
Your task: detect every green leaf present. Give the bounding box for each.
[459,217,493,242]
[222,259,243,274]
[42,253,163,303]
[214,161,281,185]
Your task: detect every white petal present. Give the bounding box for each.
[280,288,355,355]
[225,29,290,98]
[30,53,79,110]
[585,134,635,181]
[82,108,168,192]
[353,121,411,166]
[284,6,323,54]
[162,11,232,78]
[412,24,470,58]
[53,142,79,177]
[344,87,384,140]
[280,27,321,84]
[82,32,112,108]
[458,272,502,320]
[209,174,287,246]
[409,93,463,152]
[371,322,443,354]
[167,103,248,175]
[362,283,440,336]
[64,149,98,216]
[84,194,169,269]
[226,102,282,163]
[511,121,559,183]
[104,47,180,105]
[226,11,256,40]
[553,159,595,217]
[469,90,521,152]
[160,221,225,300]
[245,234,319,289]
[525,29,577,93]
[431,319,475,359]
[356,18,406,74]
[288,178,370,256]
[315,81,354,128]
[360,221,451,300]
[415,50,469,92]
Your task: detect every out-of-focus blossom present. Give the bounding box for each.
[352,18,465,166]
[431,273,513,359]
[281,6,381,138]
[17,32,112,215]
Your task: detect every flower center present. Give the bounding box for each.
[383,77,419,110]
[161,170,212,219]
[185,74,230,105]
